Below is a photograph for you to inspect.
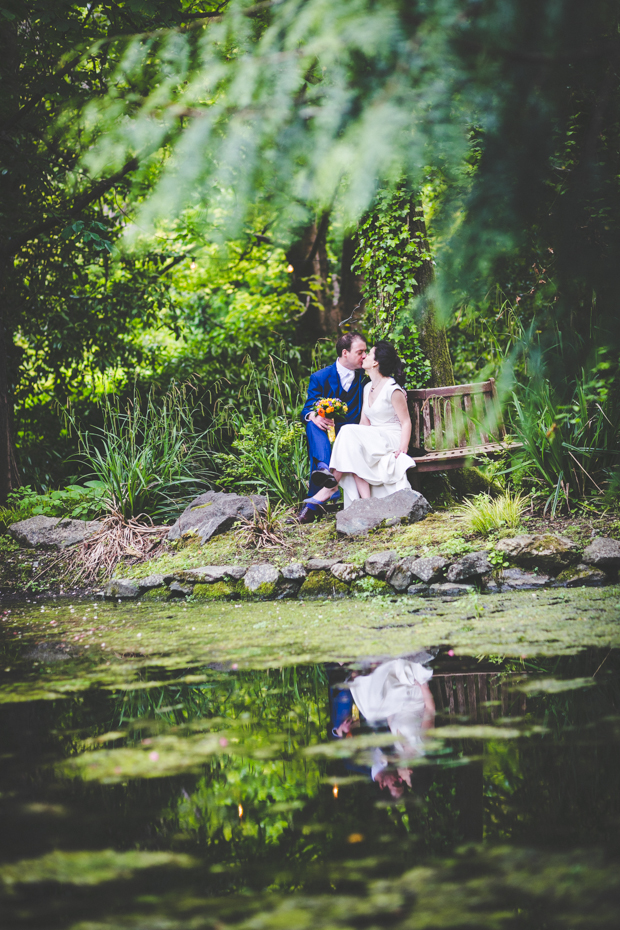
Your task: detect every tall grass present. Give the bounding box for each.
[211,354,309,505]
[510,366,620,516]
[69,384,211,521]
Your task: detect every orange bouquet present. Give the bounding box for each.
[312,397,348,443]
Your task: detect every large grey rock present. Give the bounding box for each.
[167,491,267,544]
[306,558,341,571]
[104,578,140,599]
[174,565,247,584]
[364,550,398,578]
[138,573,166,591]
[429,582,475,597]
[331,563,364,583]
[9,515,102,550]
[410,556,449,584]
[282,562,307,581]
[582,537,620,571]
[336,489,431,537]
[495,534,580,573]
[243,563,281,595]
[387,557,417,592]
[407,582,430,596]
[556,563,608,587]
[169,580,194,597]
[498,568,551,590]
[446,551,492,582]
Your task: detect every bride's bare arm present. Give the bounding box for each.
[360,411,371,426]
[391,390,412,456]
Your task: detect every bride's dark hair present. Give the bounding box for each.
[374,340,406,386]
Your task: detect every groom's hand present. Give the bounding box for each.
[309,412,335,432]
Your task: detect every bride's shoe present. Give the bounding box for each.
[311,467,338,489]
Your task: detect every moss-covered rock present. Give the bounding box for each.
[193,581,239,600]
[556,564,608,587]
[140,586,169,601]
[351,576,392,596]
[299,570,349,598]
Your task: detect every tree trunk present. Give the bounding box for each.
[289,214,335,343]
[0,300,20,504]
[408,203,455,387]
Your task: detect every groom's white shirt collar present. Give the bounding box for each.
[336,359,355,391]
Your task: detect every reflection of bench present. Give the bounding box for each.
[407,378,522,483]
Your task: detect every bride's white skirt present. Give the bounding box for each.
[329,424,416,508]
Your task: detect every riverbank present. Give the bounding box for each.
[1,507,620,601]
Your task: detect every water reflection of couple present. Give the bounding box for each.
[297,334,416,523]
[330,656,436,799]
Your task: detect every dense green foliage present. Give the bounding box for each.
[2,0,619,514]
[353,189,431,389]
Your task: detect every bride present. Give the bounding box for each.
[310,340,416,508]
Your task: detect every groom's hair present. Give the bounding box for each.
[336,331,364,356]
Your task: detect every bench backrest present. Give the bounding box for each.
[407,378,505,451]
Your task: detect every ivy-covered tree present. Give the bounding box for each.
[353,189,454,388]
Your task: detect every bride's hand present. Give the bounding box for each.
[394,448,408,458]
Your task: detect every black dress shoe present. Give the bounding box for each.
[310,468,338,489]
[294,502,325,524]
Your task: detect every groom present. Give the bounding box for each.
[296,332,367,523]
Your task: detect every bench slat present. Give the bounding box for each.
[433,396,443,450]
[443,397,454,448]
[422,399,432,449]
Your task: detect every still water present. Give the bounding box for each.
[1,596,620,928]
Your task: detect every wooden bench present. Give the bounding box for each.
[406,378,522,485]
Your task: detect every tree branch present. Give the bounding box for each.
[4,158,139,259]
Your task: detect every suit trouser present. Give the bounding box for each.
[305,420,340,499]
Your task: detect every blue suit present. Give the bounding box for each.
[301,362,366,499]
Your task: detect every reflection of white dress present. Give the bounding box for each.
[330,378,416,508]
[348,659,433,758]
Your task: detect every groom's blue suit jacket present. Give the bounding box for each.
[301,362,366,427]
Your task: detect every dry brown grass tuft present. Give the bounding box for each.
[236,502,291,550]
[66,514,169,583]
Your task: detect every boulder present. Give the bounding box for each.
[497,568,551,590]
[299,570,349,598]
[336,489,431,537]
[306,558,341,571]
[495,534,580,573]
[331,563,364,583]
[364,550,398,578]
[556,563,608,587]
[138,573,166,591]
[410,555,449,584]
[103,578,140,600]
[387,557,417,592]
[282,562,307,581]
[407,582,430,596]
[9,515,102,549]
[429,582,475,597]
[242,563,281,597]
[582,537,620,572]
[167,491,267,544]
[174,565,246,584]
[169,581,194,597]
[446,551,492,582]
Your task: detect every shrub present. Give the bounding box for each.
[0,483,107,532]
[455,491,529,536]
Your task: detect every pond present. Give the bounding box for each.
[1,591,620,928]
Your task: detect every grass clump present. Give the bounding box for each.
[455,491,529,536]
[69,384,210,522]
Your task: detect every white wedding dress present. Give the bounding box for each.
[329,378,416,508]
